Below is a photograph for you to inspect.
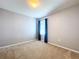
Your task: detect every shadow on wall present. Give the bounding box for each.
[0,8,36,47]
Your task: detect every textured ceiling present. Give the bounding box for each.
[0,0,79,18]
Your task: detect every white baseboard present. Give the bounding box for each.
[48,42,79,54]
[0,39,35,49]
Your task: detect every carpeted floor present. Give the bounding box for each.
[0,41,79,59]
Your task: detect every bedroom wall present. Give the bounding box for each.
[0,8,36,47]
[48,5,79,51]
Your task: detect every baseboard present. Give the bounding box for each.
[48,42,79,54]
[0,39,35,49]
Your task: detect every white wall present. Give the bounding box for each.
[48,5,79,51]
[0,8,36,47]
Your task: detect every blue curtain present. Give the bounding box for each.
[38,20,41,40]
[44,18,48,43]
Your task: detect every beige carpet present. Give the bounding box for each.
[0,41,79,59]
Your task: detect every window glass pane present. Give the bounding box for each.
[40,20,45,36]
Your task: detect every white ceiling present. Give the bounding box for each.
[48,0,79,16]
[0,0,79,18]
